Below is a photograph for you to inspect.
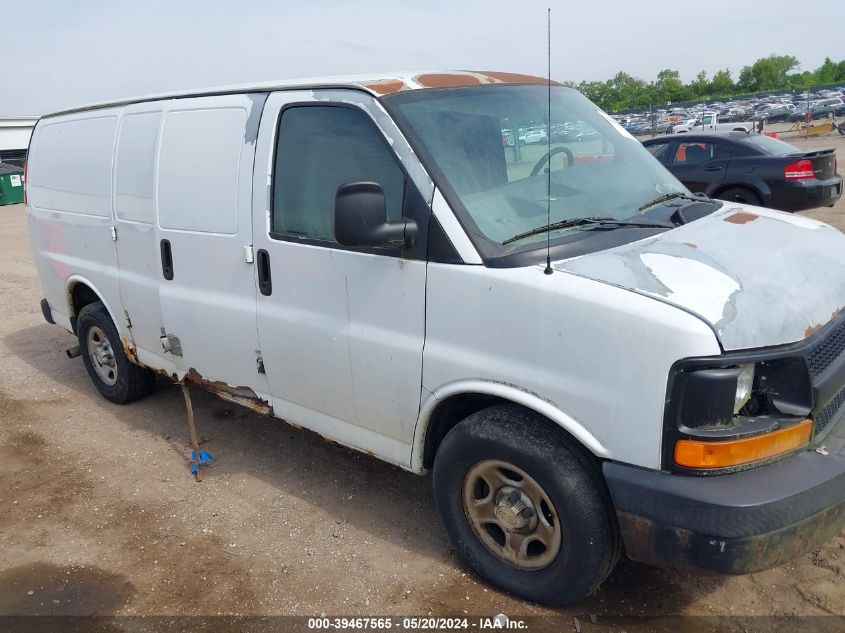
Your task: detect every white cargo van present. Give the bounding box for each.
[26,71,845,605]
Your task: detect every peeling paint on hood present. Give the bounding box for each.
[553,203,845,351]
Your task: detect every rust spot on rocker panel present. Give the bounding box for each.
[182,368,273,416]
[724,211,758,225]
[116,343,275,416]
[120,338,141,366]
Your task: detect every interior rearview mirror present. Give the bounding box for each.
[333,182,417,248]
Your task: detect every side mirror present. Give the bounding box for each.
[333,182,417,248]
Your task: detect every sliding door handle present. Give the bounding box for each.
[160,239,174,280]
[257,249,272,296]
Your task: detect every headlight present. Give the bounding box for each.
[734,363,755,414]
[666,357,814,472]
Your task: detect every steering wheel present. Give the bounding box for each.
[530,146,576,177]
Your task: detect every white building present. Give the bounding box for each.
[0,116,38,166]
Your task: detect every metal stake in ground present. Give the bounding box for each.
[181,384,203,482]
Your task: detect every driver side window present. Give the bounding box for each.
[272,105,405,241]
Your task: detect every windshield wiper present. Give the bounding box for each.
[638,191,709,211]
[502,216,671,245]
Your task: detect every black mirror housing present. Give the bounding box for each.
[333,182,417,248]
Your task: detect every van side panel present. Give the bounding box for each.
[418,263,722,470]
[113,105,175,373]
[26,110,123,332]
[157,108,243,235]
[154,95,270,399]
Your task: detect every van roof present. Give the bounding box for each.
[45,70,557,118]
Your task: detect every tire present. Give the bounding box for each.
[432,404,619,606]
[717,186,762,207]
[77,301,155,404]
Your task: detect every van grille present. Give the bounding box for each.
[807,318,845,379]
[815,387,845,437]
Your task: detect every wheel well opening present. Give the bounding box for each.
[69,283,101,333]
[423,394,603,473]
[713,183,759,200]
[423,393,505,470]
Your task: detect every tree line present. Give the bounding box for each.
[567,55,845,113]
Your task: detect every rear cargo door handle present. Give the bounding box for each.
[257,249,272,296]
[704,165,723,171]
[160,239,174,280]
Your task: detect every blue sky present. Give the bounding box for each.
[4,0,844,114]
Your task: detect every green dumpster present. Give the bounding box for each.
[0,162,24,206]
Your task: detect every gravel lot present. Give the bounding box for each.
[1,130,844,628]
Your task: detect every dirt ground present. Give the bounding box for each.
[1,130,845,629]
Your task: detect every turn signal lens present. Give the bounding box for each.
[674,419,812,469]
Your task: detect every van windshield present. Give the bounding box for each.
[385,85,687,258]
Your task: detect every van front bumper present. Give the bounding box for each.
[603,435,845,574]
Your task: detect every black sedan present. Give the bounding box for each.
[643,132,842,212]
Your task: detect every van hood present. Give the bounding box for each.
[553,203,845,351]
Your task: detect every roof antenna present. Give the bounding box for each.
[543,7,554,275]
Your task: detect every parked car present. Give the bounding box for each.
[519,128,547,144]
[650,118,673,134]
[566,121,601,141]
[550,123,578,142]
[672,111,753,133]
[643,132,842,211]
[753,103,795,122]
[501,126,548,146]
[625,120,651,135]
[788,98,845,122]
[25,71,845,607]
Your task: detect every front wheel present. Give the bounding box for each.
[77,301,155,404]
[433,404,619,606]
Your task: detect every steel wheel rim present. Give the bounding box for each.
[86,326,117,386]
[462,459,562,570]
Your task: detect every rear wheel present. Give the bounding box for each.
[77,301,155,404]
[432,404,619,606]
[717,186,762,206]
